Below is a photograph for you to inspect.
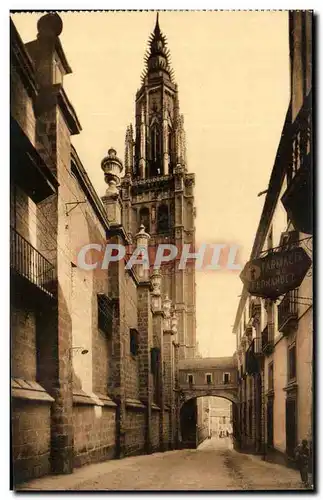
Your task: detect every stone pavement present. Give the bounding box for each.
[17,437,306,491]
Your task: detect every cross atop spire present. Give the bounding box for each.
[141,13,175,83]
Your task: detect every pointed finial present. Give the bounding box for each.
[154,12,162,39]
[142,12,174,83]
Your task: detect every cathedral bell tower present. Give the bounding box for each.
[121,14,196,359]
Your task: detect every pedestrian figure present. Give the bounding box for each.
[295,439,310,488]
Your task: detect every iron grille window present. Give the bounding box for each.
[223,373,230,385]
[97,294,113,335]
[288,344,296,381]
[130,328,139,356]
[188,374,194,385]
[206,374,212,385]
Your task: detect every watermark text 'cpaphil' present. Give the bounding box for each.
[76,242,243,272]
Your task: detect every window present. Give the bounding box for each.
[206,373,212,385]
[150,124,162,176]
[168,126,174,174]
[151,347,160,375]
[288,344,296,381]
[223,372,230,385]
[268,362,274,391]
[188,374,194,385]
[157,205,169,233]
[139,207,150,233]
[130,328,139,356]
[97,294,113,335]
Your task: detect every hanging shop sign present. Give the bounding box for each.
[240,247,311,299]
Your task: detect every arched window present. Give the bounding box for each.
[139,207,150,233]
[150,124,162,176]
[168,125,174,174]
[157,205,169,233]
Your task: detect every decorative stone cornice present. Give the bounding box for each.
[35,84,82,135]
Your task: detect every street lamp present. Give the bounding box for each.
[69,346,89,356]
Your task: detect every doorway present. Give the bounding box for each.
[286,396,297,458]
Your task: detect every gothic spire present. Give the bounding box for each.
[141,13,174,83]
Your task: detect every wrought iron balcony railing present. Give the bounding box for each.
[278,289,298,335]
[249,298,261,319]
[261,323,274,355]
[281,91,312,234]
[245,338,262,375]
[10,226,56,297]
[239,364,245,380]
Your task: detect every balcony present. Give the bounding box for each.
[245,338,262,375]
[11,118,59,204]
[10,227,56,298]
[281,91,312,235]
[239,365,246,381]
[261,324,274,355]
[244,325,253,340]
[249,298,261,319]
[278,289,298,335]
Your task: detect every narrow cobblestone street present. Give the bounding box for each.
[18,438,304,491]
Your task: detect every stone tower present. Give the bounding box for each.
[121,14,196,359]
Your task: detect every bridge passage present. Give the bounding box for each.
[178,357,239,449]
[178,356,238,404]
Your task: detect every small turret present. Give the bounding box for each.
[101,148,123,225]
[101,148,123,196]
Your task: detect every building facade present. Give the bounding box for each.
[208,398,232,438]
[10,12,197,485]
[233,11,312,465]
[121,13,197,362]
[178,357,238,447]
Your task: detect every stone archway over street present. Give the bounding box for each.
[178,356,239,448]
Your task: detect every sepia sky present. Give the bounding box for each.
[12,11,290,357]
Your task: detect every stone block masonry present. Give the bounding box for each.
[151,410,161,453]
[10,13,181,486]
[124,409,146,457]
[73,405,116,468]
[137,283,153,453]
[12,399,52,484]
[163,409,171,451]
